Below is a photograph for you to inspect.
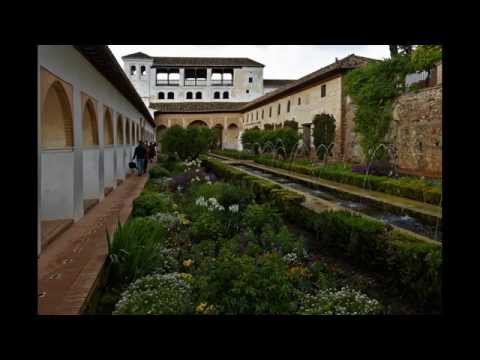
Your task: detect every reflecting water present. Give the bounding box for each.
[234,164,442,241]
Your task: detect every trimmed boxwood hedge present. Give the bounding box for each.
[203,156,441,310]
[211,149,442,205]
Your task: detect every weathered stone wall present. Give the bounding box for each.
[390,85,442,176]
[343,85,442,176]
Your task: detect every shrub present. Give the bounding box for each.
[161,125,217,160]
[106,218,168,286]
[297,286,384,315]
[312,113,336,160]
[132,192,173,217]
[241,204,282,235]
[149,165,170,179]
[189,182,254,210]
[113,273,194,315]
[195,250,297,314]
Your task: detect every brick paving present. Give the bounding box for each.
[37,172,149,315]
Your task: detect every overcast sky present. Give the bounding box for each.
[108,45,390,80]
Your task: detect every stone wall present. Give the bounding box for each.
[390,85,442,176]
[343,85,442,177]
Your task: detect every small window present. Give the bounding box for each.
[287,100,291,112]
[195,92,202,99]
[249,77,253,83]
[269,107,272,117]
[321,84,326,97]
[158,92,165,100]
[214,92,220,99]
[277,104,281,115]
[168,92,174,100]
[130,65,136,76]
[298,97,301,105]
[256,111,258,120]
[223,91,229,99]
[261,109,264,119]
[141,66,146,76]
[186,92,193,99]
[246,90,250,94]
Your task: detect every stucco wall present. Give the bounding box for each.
[38,45,155,255]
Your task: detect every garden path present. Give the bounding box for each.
[37,173,149,315]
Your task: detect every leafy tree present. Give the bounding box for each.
[411,45,442,72]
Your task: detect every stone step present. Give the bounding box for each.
[41,219,74,251]
[83,199,99,214]
[104,187,113,197]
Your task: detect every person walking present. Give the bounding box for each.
[132,140,146,176]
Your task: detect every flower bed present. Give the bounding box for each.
[203,157,442,310]
[211,149,442,205]
[93,156,393,315]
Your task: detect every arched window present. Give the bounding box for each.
[269,107,272,117]
[141,66,146,76]
[277,104,281,115]
[287,100,291,112]
[158,92,165,100]
[298,97,301,105]
[41,81,73,148]
[82,100,98,146]
[214,91,220,99]
[256,111,258,120]
[186,92,193,99]
[195,92,202,99]
[223,91,229,99]
[261,109,264,119]
[168,92,174,100]
[130,65,136,76]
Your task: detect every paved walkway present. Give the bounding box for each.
[37,173,149,315]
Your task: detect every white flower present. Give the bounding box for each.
[228,204,239,213]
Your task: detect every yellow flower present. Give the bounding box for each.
[196,303,207,313]
[183,259,194,268]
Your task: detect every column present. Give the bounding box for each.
[112,110,118,188]
[98,104,105,200]
[72,86,84,221]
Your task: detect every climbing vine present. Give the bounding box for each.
[344,46,442,161]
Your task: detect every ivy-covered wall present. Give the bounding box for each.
[344,84,442,177]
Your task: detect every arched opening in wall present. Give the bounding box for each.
[214,91,220,99]
[125,119,131,145]
[82,99,98,146]
[42,81,73,148]
[214,124,223,149]
[141,66,146,76]
[188,120,208,128]
[117,116,124,145]
[168,92,174,100]
[186,92,193,100]
[226,123,239,149]
[104,109,114,145]
[223,91,229,99]
[195,92,202,99]
[158,92,165,100]
[41,78,75,230]
[130,65,136,76]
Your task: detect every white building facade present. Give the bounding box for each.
[38,45,156,255]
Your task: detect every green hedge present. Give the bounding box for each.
[203,156,441,310]
[211,149,442,205]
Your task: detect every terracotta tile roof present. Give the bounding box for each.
[264,79,295,87]
[151,102,247,114]
[152,57,264,68]
[121,52,152,59]
[241,54,376,111]
[74,46,155,126]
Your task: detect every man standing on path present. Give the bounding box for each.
[132,140,147,176]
